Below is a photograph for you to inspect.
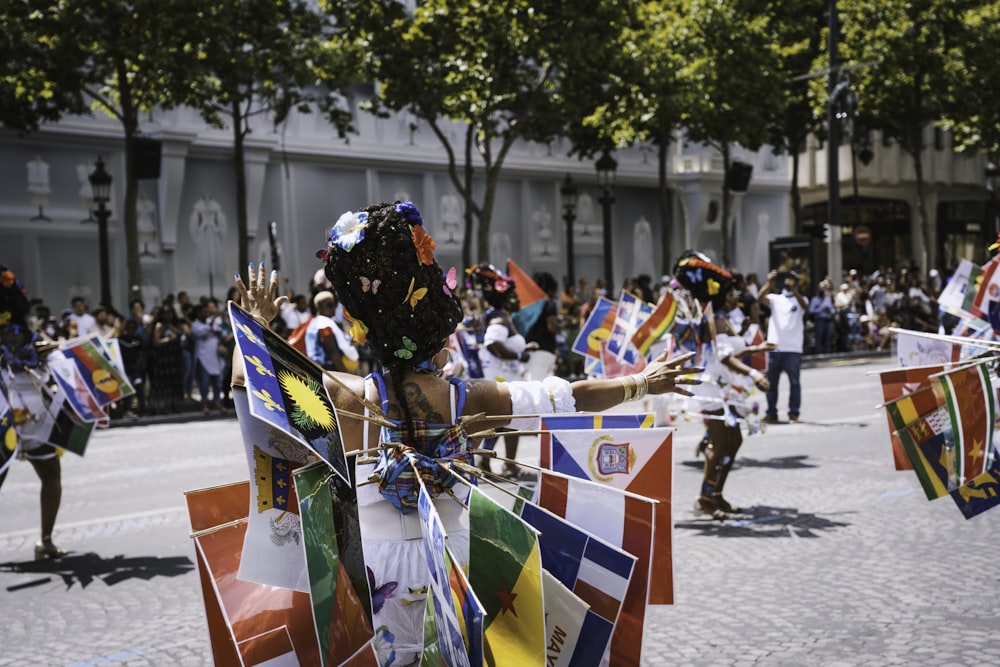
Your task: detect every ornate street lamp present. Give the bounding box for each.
[88,156,113,309]
[595,149,618,294]
[560,174,578,287]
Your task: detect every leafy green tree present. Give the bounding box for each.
[571,0,690,272]
[675,0,785,267]
[766,0,829,232]
[839,0,969,272]
[940,1,1000,162]
[341,0,631,269]
[2,0,212,304]
[186,0,362,272]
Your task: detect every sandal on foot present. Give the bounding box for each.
[35,542,68,560]
[694,497,728,521]
[712,495,741,514]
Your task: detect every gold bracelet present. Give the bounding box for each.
[618,376,634,402]
[632,373,649,401]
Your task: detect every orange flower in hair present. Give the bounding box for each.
[412,225,436,265]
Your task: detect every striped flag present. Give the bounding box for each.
[514,498,636,666]
[541,570,590,667]
[543,426,674,605]
[630,292,678,357]
[230,302,350,486]
[607,292,648,365]
[532,469,657,666]
[879,365,943,471]
[936,363,995,482]
[468,488,545,667]
[883,383,944,433]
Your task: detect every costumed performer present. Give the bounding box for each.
[234,201,701,665]
[0,264,66,560]
[466,262,537,478]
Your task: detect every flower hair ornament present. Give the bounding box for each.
[329,210,369,252]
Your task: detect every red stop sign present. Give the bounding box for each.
[854,225,871,246]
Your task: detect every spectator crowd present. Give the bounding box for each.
[24,260,944,423]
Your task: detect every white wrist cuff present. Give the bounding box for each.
[507,377,576,430]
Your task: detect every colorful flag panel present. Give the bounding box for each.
[539,413,654,469]
[545,426,674,604]
[571,297,617,359]
[630,292,679,357]
[514,499,635,666]
[468,489,545,667]
[898,406,959,500]
[193,521,321,667]
[59,335,134,406]
[950,458,1000,519]
[0,380,16,477]
[532,469,656,666]
[540,569,590,667]
[294,461,375,667]
[879,365,943,471]
[234,387,311,592]
[937,363,995,483]
[419,483,484,667]
[9,375,94,457]
[230,302,350,485]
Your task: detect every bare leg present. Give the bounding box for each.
[29,455,66,558]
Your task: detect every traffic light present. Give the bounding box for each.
[822,224,830,243]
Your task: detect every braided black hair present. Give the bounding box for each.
[324,201,463,375]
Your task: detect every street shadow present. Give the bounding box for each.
[1,552,195,591]
[680,455,816,470]
[675,504,853,538]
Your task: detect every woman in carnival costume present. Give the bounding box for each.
[0,264,67,560]
[672,251,773,521]
[235,201,701,664]
[465,262,537,477]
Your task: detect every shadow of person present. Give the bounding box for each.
[1,552,195,590]
[680,454,816,470]
[675,504,853,538]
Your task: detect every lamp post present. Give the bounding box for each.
[560,174,578,287]
[88,156,113,309]
[595,149,618,294]
[987,161,1000,240]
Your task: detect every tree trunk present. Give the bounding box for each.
[461,126,475,271]
[720,143,732,267]
[657,141,673,273]
[118,66,142,307]
[912,142,931,273]
[790,148,802,232]
[233,99,249,274]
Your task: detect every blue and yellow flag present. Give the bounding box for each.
[230,302,349,485]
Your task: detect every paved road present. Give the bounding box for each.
[1,357,997,666]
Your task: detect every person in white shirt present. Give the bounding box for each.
[280,293,312,331]
[68,296,97,337]
[758,270,808,423]
[305,291,359,373]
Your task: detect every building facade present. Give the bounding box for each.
[0,103,794,311]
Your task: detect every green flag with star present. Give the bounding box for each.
[468,488,545,666]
